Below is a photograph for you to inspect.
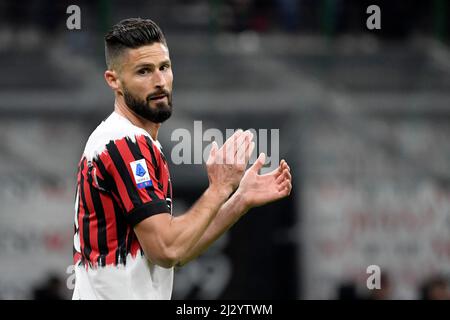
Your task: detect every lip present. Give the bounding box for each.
[150,95,167,101]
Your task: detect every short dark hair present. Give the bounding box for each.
[104,18,167,69]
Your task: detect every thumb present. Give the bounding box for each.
[251,153,265,173]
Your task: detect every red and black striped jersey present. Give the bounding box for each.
[72,112,174,300]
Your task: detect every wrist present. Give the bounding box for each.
[208,184,233,202]
[234,188,252,213]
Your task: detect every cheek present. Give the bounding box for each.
[165,71,174,89]
[126,78,150,94]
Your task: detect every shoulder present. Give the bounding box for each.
[83,112,155,161]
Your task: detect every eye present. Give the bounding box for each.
[160,64,170,71]
[137,68,150,75]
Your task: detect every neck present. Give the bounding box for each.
[114,97,160,141]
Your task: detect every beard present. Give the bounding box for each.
[122,85,173,123]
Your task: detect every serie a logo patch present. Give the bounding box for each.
[129,159,152,189]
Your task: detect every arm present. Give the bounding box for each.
[177,153,292,266]
[176,189,249,266]
[134,130,254,268]
[134,185,230,268]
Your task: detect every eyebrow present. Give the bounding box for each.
[134,60,171,70]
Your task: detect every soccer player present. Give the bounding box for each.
[72,18,292,299]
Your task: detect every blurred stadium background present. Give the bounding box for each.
[0,0,449,300]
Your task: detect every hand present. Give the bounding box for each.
[237,154,292,210]
[206,129,255,198]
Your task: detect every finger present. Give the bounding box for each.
[286,180,292,192]
[234,130,251,155]
[263,164,282,178]
[286,181,292,194]
[276,165,283,177]
[280,182,292,196]
[219,129,242,153]
[278,179,291,192]
[280,160,290,172]
[250,152,265,173]
[274,162,286,178]
[230,130,252,165]
[224,129,243,164]
[244,140,256,166]
[275,173,285,184]
[217,129,241,164]
[277,160,285,174]
[236,137,248,165]
[234,132,250,164]
[275,169,290,184]
[207,141,218,165]
[280,175,292,191]
[236,132,254,165]
[225,129,243,149]
[284,169,291,181]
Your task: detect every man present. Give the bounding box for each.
[72,18,292,300]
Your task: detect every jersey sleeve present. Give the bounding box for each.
[94,134,170,227]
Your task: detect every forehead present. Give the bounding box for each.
[123,42,170,67]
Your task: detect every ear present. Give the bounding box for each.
[104,69,121,92]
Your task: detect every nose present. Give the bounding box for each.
[153,69,166,88]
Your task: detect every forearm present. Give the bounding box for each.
[164,186,231,263]
[136,185,231,268]
[178,189,250,266]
